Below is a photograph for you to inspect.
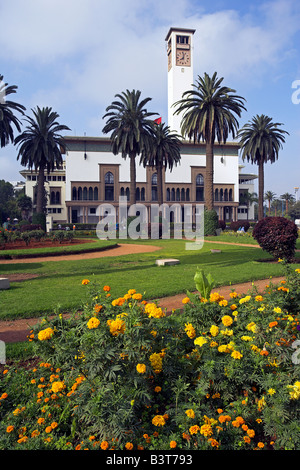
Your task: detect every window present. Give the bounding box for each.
[105,172,114,201]
[176,35,189,44]
[196,173,204,201]
[88,187,93,200]
[94,187,98,201]
[90,208,96,214]
[215,188,219,201]
[72,187,77,201]
[151,173,158,201]
[136,187,140,201]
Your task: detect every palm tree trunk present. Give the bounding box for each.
[205,142,214,211]
[129,153,136,205]
[36,164,45,214]
[258,159,264,220]
[157,163,163,206]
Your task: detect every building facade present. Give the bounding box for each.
[20,27,257,226]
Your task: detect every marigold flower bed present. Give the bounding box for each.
[0,265,299,450]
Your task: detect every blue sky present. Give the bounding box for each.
[0,0,299,199]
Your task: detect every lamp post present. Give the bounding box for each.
[295,187,299,202]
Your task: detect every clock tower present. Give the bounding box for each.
[165,27,195,136]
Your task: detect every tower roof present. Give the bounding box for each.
[165,27,196,42]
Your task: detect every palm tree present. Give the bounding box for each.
[173,72,246,210]
[238,114,289,221]
[280,192,295,214]
[140,122,181,206]
[102,89,157,205]
[14,106,70,216]
[240,191,258,220]
[264,190,276,215]
[0,74,26,148]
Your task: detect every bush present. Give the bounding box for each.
[218,220,226,231]
[204,210,219,236]
[20,224,42,232]
[32,213,46,232]
[253,217,298,262]
[0,266,299,450]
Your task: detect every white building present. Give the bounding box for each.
[20,27,257,226]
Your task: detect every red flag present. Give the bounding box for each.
[154,117,162,125]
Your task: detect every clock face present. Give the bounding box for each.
[176,50,190,66]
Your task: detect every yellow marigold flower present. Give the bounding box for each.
[189,425,200,435]
[222,315,233,327]
[6,426,14,433]
[132,293,142,301]
[123,293,131,300]
[246,322,257,333]
[268,388,276,395]
[295,268,300,273]
[87,317,100,329]
[101,440,109,450]
[231,350,243,360]
[185,409,195,419]
[152,415,166,427]
[182,297,190,304]
[170,440,177,448]
[210,325,219,337]
[81,279,90,285]
[108,318,126,336]
[210,341,218,347]
[273,307,282,314]
[127,289,136,295]
[255,295,263,302]
[200,424,213,437]
[150,330,157,337]
[258,307,265,312]
[221,328,233,336]
[230,304,237,310]
[219,299,228,307]
[185,322,196,339]
[136,363,146,374]
[230,291,238,298]
[241,335,253,341]
[149,353,162,372]
[194,336,208,347]
[51,381,65,394]
[38,327,54,341]
[239,295,251,304]
[125,442,133,450]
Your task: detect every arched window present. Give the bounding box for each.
[105,172,114,201]
[196,173,204,201]
[141,187,145,201]
[136,187,140,201]
[229,188,233,201]
[94,187,98,201]
[83,187,88,200]
[88,187,93,200]
[152,173,157,201]
[171,188,175,201]
[120,187,125,196]
[166,188,170,201]
[224,188,228,201]
[126,187,130,201]
[186,188,190,201]
[176,188,180,201]
[78,187,82,200]
[181,188,185,201]
[105,172,114,184]
[215,188,219,201]
[220,188,224,201]
[72,187,77,201]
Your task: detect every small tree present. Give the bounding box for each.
[253,216,298,262]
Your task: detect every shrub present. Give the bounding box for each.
[253,217,298,262]
[20,224,42,232]
[0,266,299,451]
[32,213,46,232]
[204,210,219,236]
[218,220,226,231]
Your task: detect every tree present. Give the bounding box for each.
[280,192,295,214]
[14,106,70,217]
[240,191,258,220]
[17,193,32,221]
[0,74,26,148]
[238,115,289,221]
[173,72,246,210]
[102,89,157,205]
[140,122,181,206]
[264,190,276,215]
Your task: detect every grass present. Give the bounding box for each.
[1,237,300,321]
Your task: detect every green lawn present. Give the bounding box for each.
[1,237,299,321]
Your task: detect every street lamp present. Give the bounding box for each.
[295,187,299,202]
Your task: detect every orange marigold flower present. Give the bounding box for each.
[101,441,109,450]
[247,429,255,438]
[257,442,264,448]
[103,285,110,291]
[125,442,133,450]
[189,425,200,435]
[81,279,90,285]
[170,440,177,448]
